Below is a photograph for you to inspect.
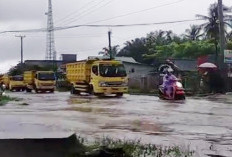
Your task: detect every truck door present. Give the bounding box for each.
[91,65,99,90]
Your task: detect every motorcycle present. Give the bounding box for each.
[159,79,185,100]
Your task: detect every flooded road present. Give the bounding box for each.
[1,92,232,156]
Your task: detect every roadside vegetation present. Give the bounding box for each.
[0,95,21,106]
[71,137,194,157]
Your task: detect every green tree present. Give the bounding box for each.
[196,3,232,62]
[117,38,150,63]
[226,31,232,41]
[226,40,232,49]
[144,40,215,60]
[184,25,203,41]
[99,45,119,58]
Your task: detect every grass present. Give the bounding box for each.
[0,95,22,106]
[69,137,194,157]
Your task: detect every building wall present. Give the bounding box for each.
[123,62,153,78]
[24,60,63,67]
[61,54,77,63]
[123,62,155,89]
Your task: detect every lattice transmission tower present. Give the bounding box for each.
[45,0,56,60]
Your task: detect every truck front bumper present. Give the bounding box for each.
[95,86,128,94]
[37,86,55,90]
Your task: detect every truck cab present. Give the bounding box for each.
[24,71,56,93]
[90,60,128,96]
[34,71,56,93]
[9,75,25,91]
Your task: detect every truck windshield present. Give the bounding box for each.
[38,73,55,80]
[99,64,127,77]
[12,76,23,81]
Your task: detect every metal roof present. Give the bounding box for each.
[115,57,140,64]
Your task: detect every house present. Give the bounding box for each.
[24,54,77,68]
[171,59,197,72]
[115,57,154,90]
[115,57,154,78]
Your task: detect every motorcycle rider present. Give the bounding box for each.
[163,68,177,98]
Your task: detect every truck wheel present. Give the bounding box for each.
[26,88,32,92]
[88,85,93,94]
[35,88,39,93]
[71,86,78,94]
[116,93,123,97]
[50,89,54,93]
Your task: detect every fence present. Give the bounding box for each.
[128,75,159,92]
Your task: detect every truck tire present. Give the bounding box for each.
[35,88,39,93]
[116,93,123,97]
[71,86,79,95]
[10,87,13,92]
[26,88,32,92]
[88,85,93,94]
[50,89,54,93]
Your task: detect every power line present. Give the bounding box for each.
[0,28,46,34]
[61,0,115,26]
[56,0,108,26]
[0,19,203,34]
[26,33,106,38]
[55,19,203,31]
[56,0,186,27]
[54,0,98,25]
[81,0,187,25]
[27,35,105,39]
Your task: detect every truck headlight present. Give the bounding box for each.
[121,82,128,86]
[99,81,107,87]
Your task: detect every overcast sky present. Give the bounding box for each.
[0,0,231,73]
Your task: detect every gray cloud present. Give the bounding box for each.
[0,0,231,73]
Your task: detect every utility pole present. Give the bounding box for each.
[218,0,225,68]
[15,35,26,64]
[108,31,112,59]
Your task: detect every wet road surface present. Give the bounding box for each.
[1,92,232,156]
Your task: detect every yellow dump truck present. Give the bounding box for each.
[0,75,3,84]
[24,71,56,93]
[66,59,128,97]
[9,75,25,91]
[2,74,10,89]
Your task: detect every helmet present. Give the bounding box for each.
[167,68,173,73]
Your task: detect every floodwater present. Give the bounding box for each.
[1,92,232,156]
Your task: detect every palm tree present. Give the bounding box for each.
[99,45,119,58]
[185,25,203,40]
[226,30,232,41]
[196,3,232,62]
